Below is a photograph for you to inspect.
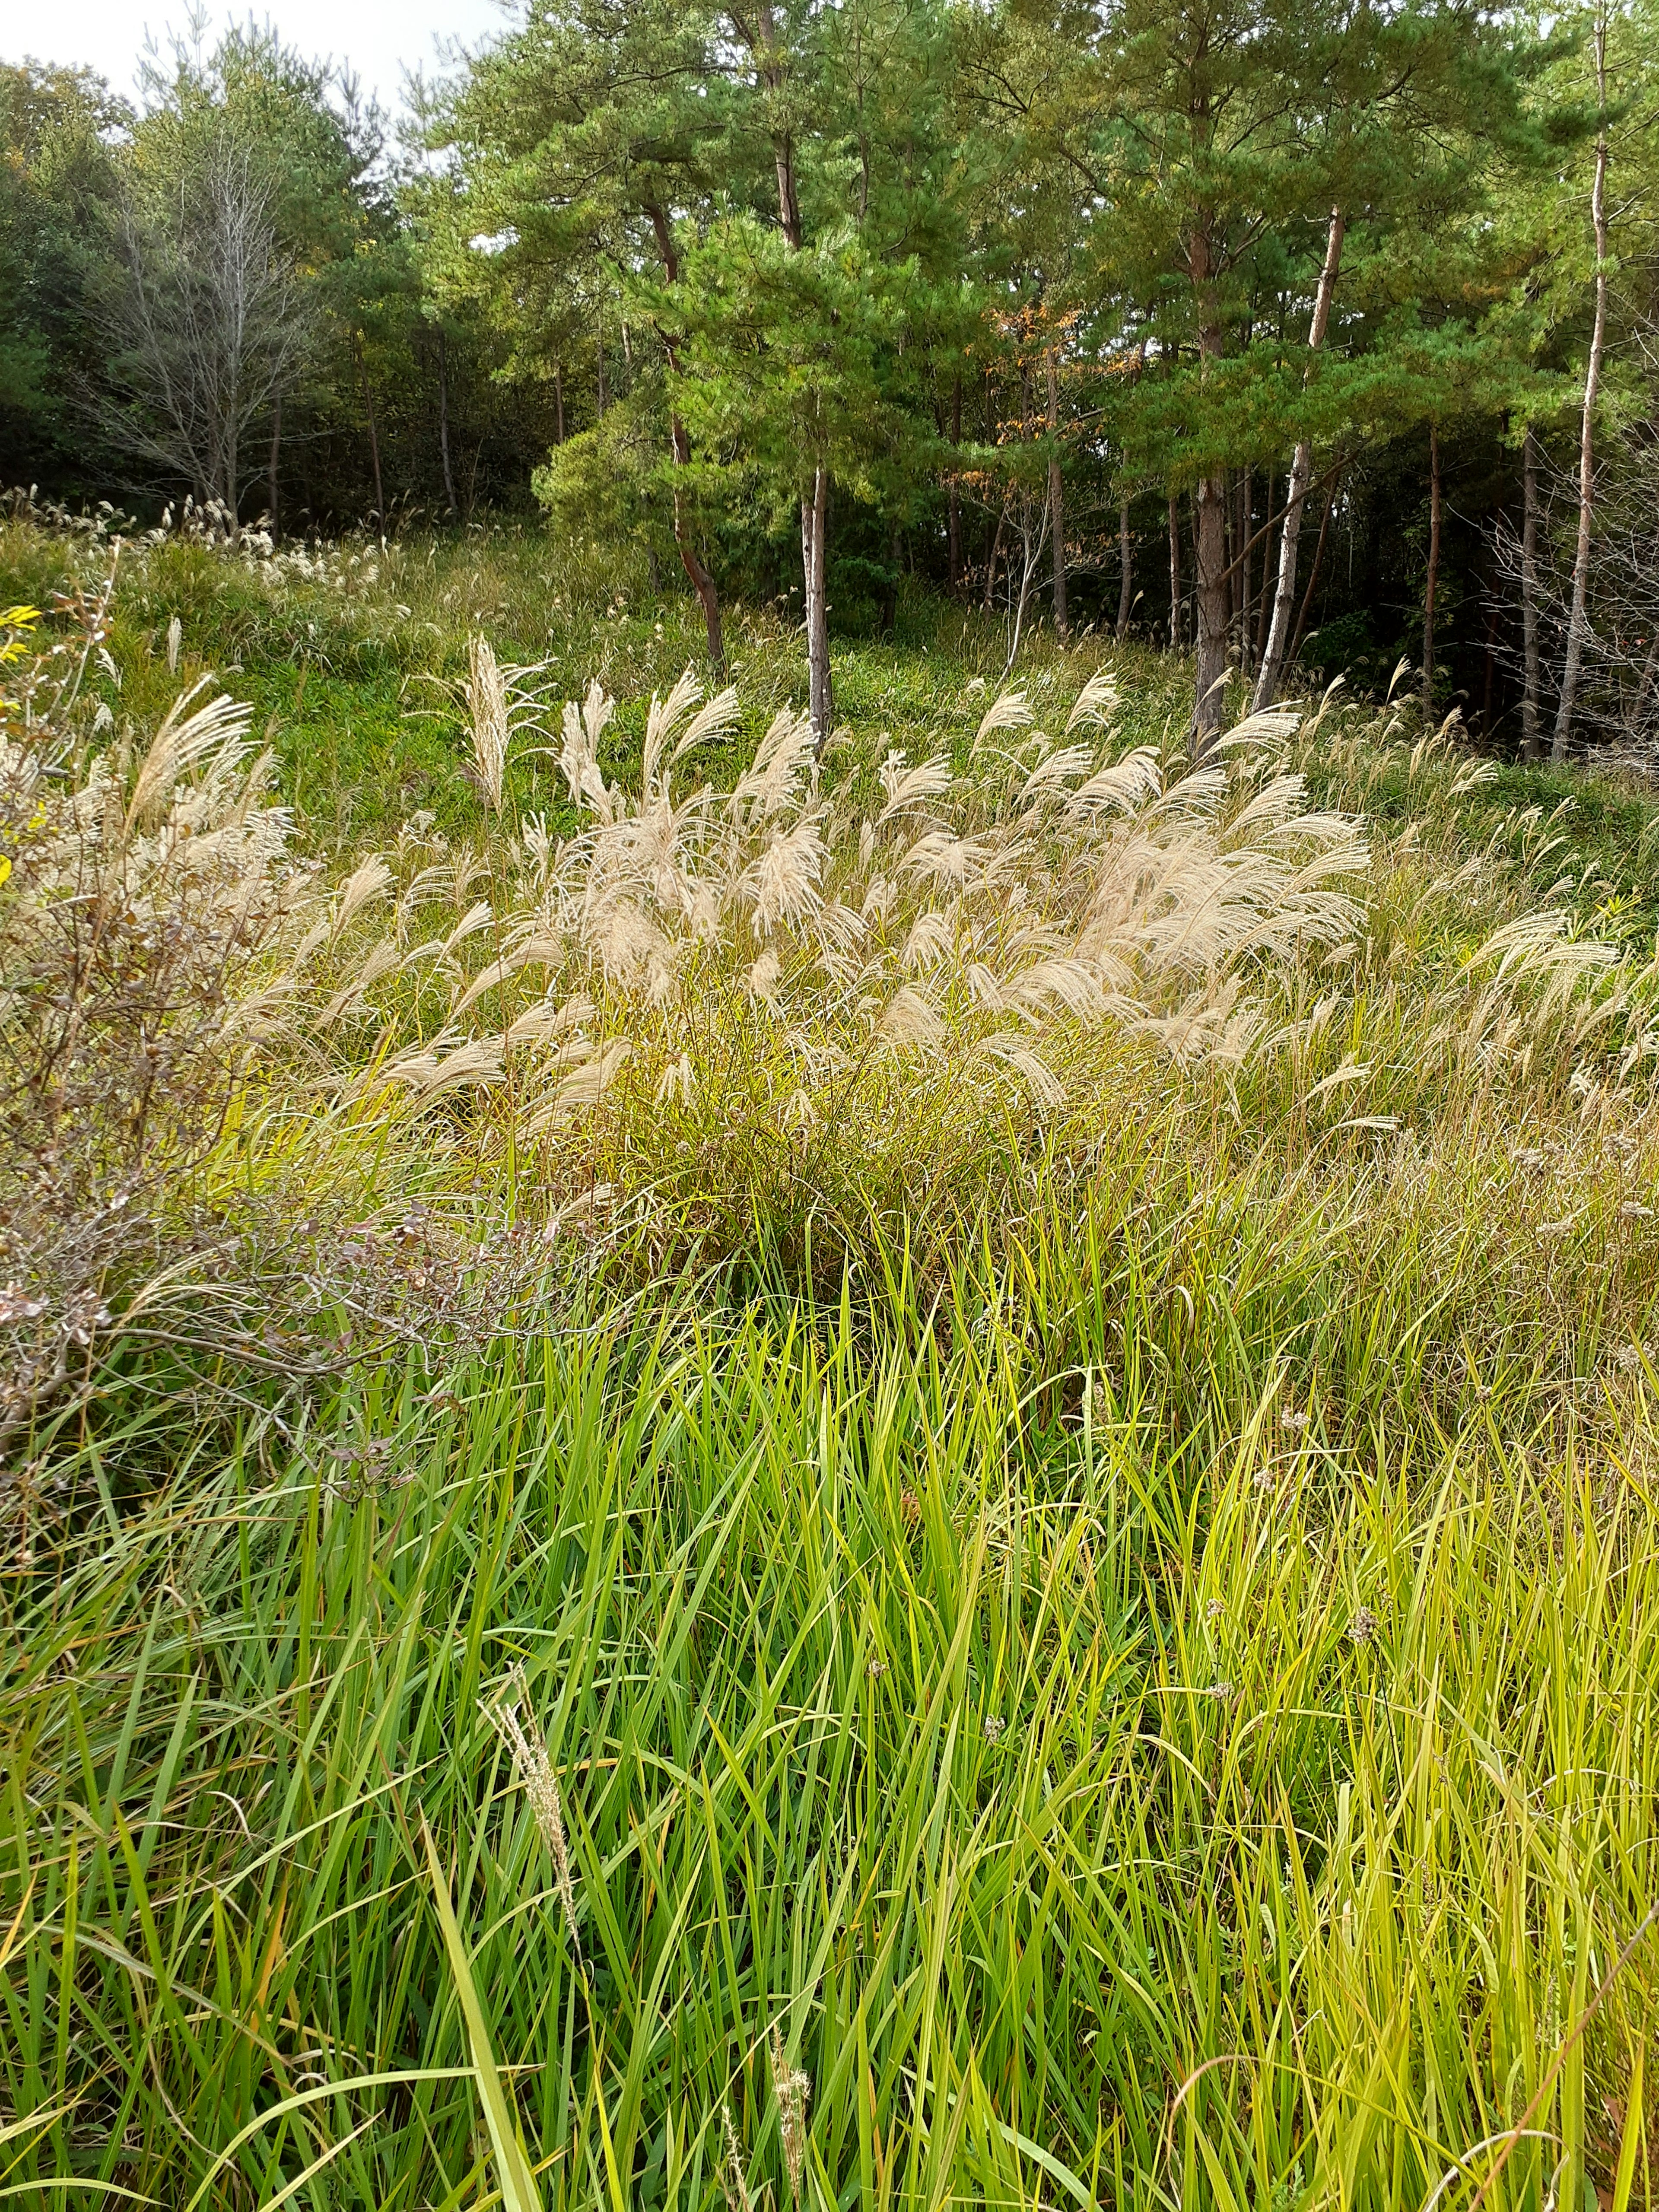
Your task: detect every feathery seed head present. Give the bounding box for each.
[484,1666,581,1960]
[770,2024,812,2209]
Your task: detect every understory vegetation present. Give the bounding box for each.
[4,512,1659,2211]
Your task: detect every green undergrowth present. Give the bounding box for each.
[6,515,1659,2210]
[5,1259,1657,2210]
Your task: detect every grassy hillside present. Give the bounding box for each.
[3,507,1659,2212]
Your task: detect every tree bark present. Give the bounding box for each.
[1522,424,1542,760]
[984,500,1007,614]
[948,374,962,596]
[1290,478,1338,666]
[437,328,458,518]
[267,390,280,537]
[355,331,384,528]
[1238,466,1252,672]
[645,205,724,667]
[1167,491,1183,651]
[746,5,828,735]
[553,365,565,445]
[802,467,833,749]
[1189,215,1232,753]
[1422,421,1441,719]
[1193,472,1229,749]
[1553,5,1609,762]
[1255,471,1277,661]
[1046,345,1068,641]
[1253,207,1346,711]
[1116,494,1133,639]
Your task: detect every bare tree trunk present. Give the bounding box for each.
[645,207,724,669]
[1553,5,1610,763]
[671,419,724,668]
[747,6,830,739]
[1189,218,1233,753]
[1422,422,1441,719]
[1193,473,1229,751]
[223,407,239,524]
[1239,466,1252,673]
[1522,424,1542,760]
[1255,471,1277,661]
[355,331,384,528]
[1254,207,1346,711]
[437,328,458,518]
[1116,494,1133,638]
[1046,346,1068,641]
[948,374,962,597]
[984,500,1007,614]
[267,390,280,536]
[802,467,833,750]
[1168,492,1183,650]
[1290,478,1337,665]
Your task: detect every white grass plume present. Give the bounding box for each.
[484,1666,581,1961]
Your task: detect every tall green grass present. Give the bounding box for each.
[4,1235,1657,2209]
[4,509,1659,2210]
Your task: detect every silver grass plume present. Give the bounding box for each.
[770,2023,812,2208]
[467,634,509,813]
[484,1665,581,1962]
[720,2104,752,2212]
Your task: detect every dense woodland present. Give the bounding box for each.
[5,3,1657,751]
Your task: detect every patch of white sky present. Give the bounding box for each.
[14,0,519,125]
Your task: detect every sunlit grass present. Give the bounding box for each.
[3,509,1659,2211]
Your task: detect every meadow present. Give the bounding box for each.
[3,501,1659,2212]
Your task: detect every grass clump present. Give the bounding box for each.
[3,512,1659,2211]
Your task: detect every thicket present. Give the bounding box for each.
[3,508,1659,2206]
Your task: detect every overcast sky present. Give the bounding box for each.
[19,1,516,117]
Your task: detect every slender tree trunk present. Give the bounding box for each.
[437,329,458,518]
[1422,422,1441,719]
[1628,636,1659,737]
[984,500,1007,614]
[1193,473,1229,748]
[1239,467,1252,672]
[1168,491,1183,651]
[553,365,565,445]
[596,310,607,419]
[1255,471,1277,661]
[747,10,829,739]
[948,374,963,597]
[802,467,833,749]
[670,416,724,668]
[1117,494,1133,639]
[644,208,724,667]
[355,331,384,528]
[267,390,280,537]
[1522,425,1542,759]
[1223,470,1237,638]
[1289,479,1337,665]
[1254,207,1346,710]
[1553,6,1610,762]
[1189,218,1234,753]
[1046,346,1068,642]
